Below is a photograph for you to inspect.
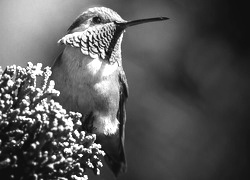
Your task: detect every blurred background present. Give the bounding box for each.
[1,0,249,179]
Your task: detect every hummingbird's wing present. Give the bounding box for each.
[102,68,128,176]
[117,68,129,173]
[118,68,128,143]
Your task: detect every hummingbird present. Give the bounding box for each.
[51,7,168,177]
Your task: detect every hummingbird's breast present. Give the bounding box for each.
[64,46,119,79]
[52,46,120,135]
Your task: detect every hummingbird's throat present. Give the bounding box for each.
[58,22,124,65]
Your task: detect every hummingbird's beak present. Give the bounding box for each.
[116,17,169,29]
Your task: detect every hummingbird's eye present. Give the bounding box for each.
[92,16,102,24]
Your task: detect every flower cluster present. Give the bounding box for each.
[0,63,105,180]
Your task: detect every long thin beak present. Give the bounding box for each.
[116,17,169,29]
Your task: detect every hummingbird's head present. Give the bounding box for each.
[59,7,168,63]
[68,7,125,33]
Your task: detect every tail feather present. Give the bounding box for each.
[97,133,126,177]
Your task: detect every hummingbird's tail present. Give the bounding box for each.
[97,133,127,177]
